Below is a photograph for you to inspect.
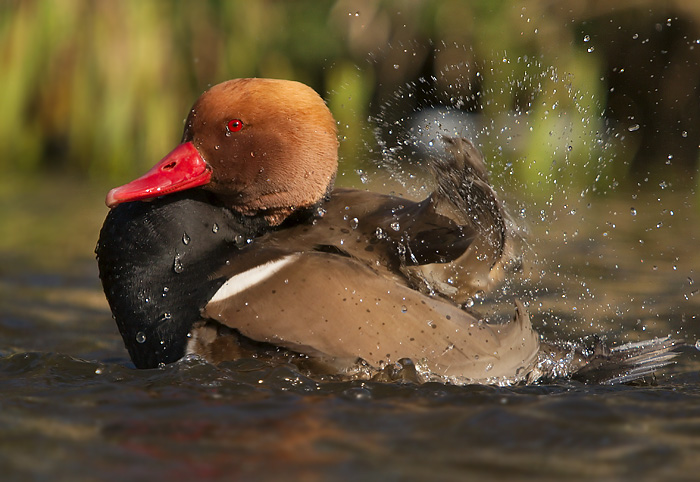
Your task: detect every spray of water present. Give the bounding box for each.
[334,42,625,342]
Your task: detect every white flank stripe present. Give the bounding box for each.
[209,254,299,303]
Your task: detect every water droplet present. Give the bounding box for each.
[173,254,184,273]
[390,221,400,231]
[350,217,359,230]
[442,344,455,356]
[159,312,172,322]
[356,169,369,184]
[401,305,408,313]
[182,232,190,245]
[393,64,400,70]
[136,332,146,344]
[162,286,169,297]
[628,124,640,132]
[343,387,372,400]
[583,34,591,42]
[695,339,700,351]
[630,207,637,216]
[316,206,327,218]
[212,223,219,233]
[375,227,386,239]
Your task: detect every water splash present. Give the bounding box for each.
[362,43,620,340]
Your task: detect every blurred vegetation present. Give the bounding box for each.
[0,0,698,193]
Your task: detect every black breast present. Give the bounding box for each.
[96,189,268,368]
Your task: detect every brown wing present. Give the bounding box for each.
[404,136,518,301]
[202,250,539,382]
[255,188,483,298]
[282,137,517,303]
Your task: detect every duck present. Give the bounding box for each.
[96,78,679,385]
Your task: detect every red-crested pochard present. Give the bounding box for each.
[96,78,679,384]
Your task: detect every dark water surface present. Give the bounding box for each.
[2,177,700,481]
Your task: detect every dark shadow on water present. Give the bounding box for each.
[1,351,700,480]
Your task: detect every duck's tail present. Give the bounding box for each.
[529,336,683,385]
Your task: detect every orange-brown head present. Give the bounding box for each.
[106,78,338,225]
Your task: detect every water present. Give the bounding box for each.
[4,355,700,481]
[1,175,700,481]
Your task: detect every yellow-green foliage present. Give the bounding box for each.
[0,1,346,178]
[0,0,625,194]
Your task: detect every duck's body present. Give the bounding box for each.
[97,78,679,384]
[98,182,538,382]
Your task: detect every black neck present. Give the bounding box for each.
[96,189,269,368]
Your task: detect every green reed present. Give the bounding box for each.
[0,0,636,197]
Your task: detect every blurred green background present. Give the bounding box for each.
[2,0,698,184]
[4,0,699,272]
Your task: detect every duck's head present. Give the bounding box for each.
[106,78,339,225]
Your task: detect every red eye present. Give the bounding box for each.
[226,119,243,133]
